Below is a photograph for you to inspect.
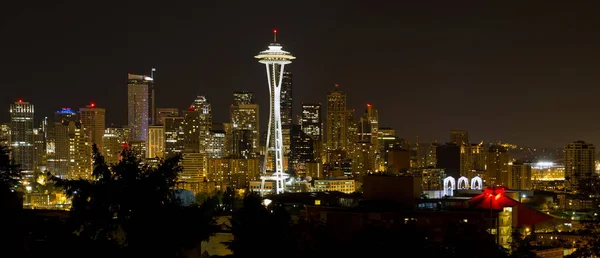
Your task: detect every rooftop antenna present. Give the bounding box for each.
[273,29,277,42]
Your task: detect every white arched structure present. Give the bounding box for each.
[457,176,469,190]
[442,176,485,196]
[443,176,456,196]
[470,176,483,190]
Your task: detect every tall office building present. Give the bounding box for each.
[127,74,152,141]
[164,116,185,158]
[184,96,212,153]
[233,91,254,105]
[147,125,165,159]
[326,84,346,150]
[450,130,469,146]
[231,102,260,154]
[102,132,122,165]
[460,143,487,178]
[255,30,295,194]
[300,104,322,139]
[10,100,35,179]
[207,130,226,159]
[508,161,532,190]
[79,103,105,151]
[301,104,322,163]
[156,108,179,125]
[486,145,509,187]
[281,71,293,157]
[359,104,379,150]
[290,124,314,176]
[564,141,595,191]
[52,109,88,178]
[33,127,46,169]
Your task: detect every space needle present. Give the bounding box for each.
[255,29,296,195]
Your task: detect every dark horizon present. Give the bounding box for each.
[2,1,600,148]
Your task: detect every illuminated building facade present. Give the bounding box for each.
[164,116,185,158]
[281,71,293,158]
[326,85,346,151]
[508,161,532,190]
[10,100,35,180]
[147,125,164,159]
[79,103,105,151]
[313,178,356,194]
[50,108,78,178]
[33,128,46,169]
[233,91,253,105]
[486,145,509,187]
[206,157,261,191]
[255,30,295,194]
[102,133,121,165]
[460,143,487,178]
[230,103,259,154]
[180,152,206,193]
[207,130,226,159]
[290,124,314,176]
[564,141,595,191]
[155,108,179,125]
[184,96,212,154]
[127,74,151,141]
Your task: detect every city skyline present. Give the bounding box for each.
[2,2,600,148]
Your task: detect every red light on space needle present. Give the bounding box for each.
[273,29,277,33]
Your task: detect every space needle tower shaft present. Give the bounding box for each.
[255,29,296,195]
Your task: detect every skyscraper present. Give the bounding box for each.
[164,116,185,158]
[10,100,35,180]
[79,103,105,150]
[230,102,259,155]
[564,140,595,191]
[255,29,295,194]
[301,104,322,139]
[127,74,151,141]
[233,91,254,105]
[156,108,179,125]
[281,71,293,157]
[147,125,165,159]
[326,84,346,151]
[185,96,212,153]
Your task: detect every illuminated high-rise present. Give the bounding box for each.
[10,100,35,180]
[147,125,164,159]
[326,84,346,150]
[564,140,595,191]
[184,96,212,154]
[233,91,254,105]
[79,103,105,150]
[281,71,293,157]
[127,74,152,141]
[231,102,259,154]
[156,108,179,125]
[254,30,295,194]
[164,116,185,158]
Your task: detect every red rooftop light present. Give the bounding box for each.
[18,99,22,103]
[90,102,96,107]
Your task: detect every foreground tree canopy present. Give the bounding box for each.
[51,145,219,258]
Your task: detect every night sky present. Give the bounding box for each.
[1,1,599,148]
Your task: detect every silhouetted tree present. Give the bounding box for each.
[52,144,219,257]
[0,145,20,193]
